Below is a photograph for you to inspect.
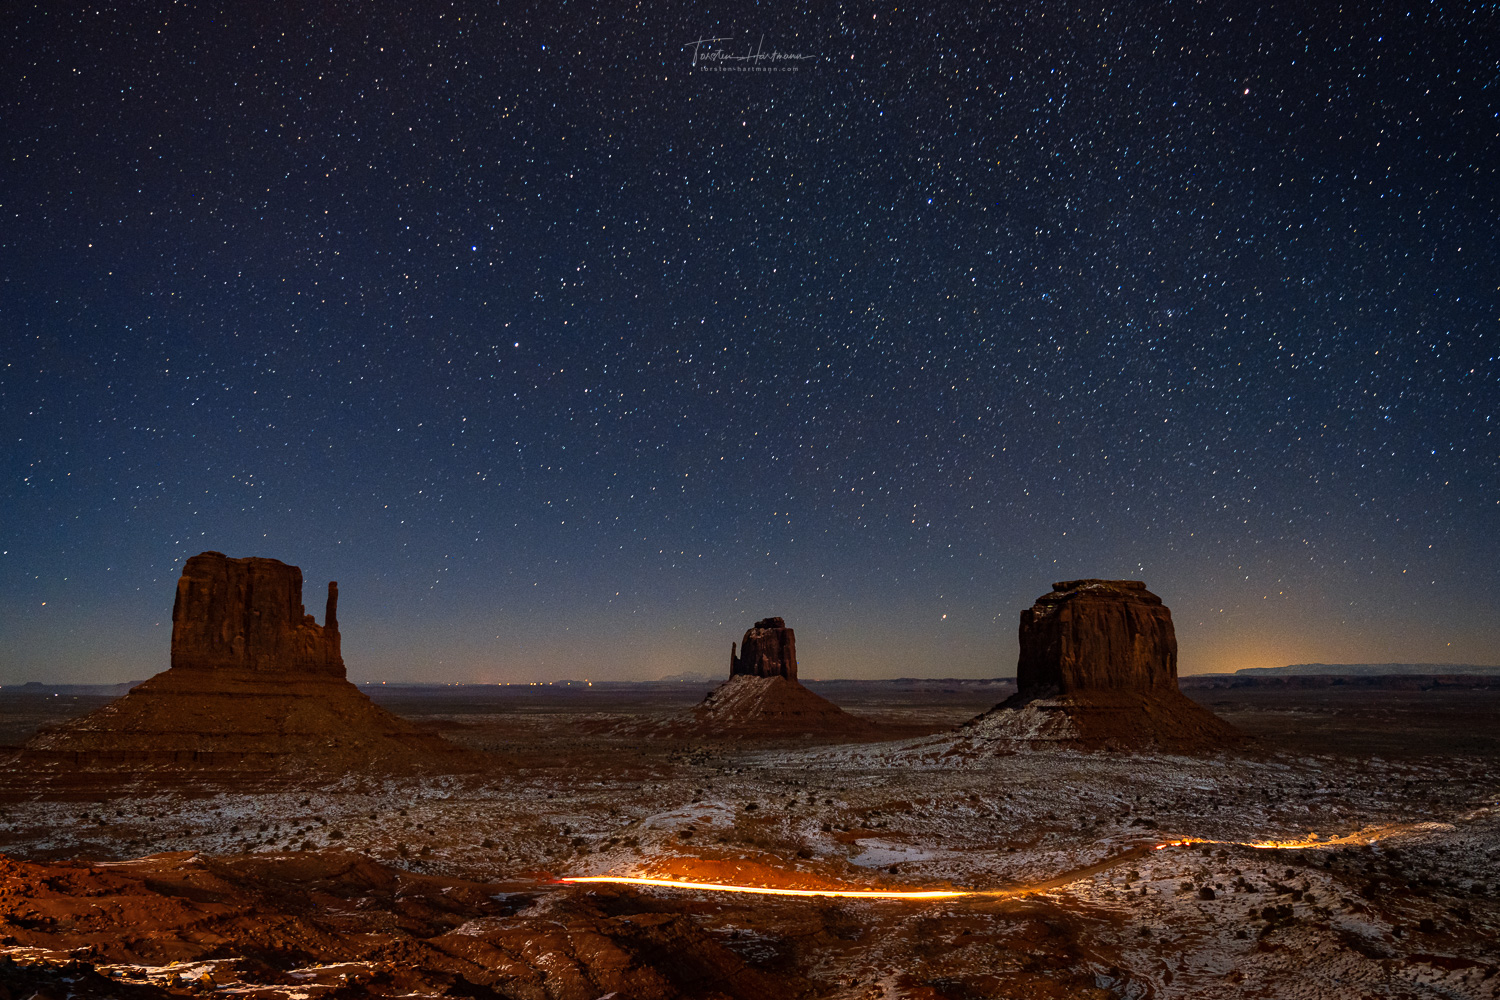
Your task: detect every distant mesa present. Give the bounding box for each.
[695,617,875,737]
[16,551,482,780]
[962,579,1242,751]
[1235,662,1500,677]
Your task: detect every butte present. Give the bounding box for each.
[692,617,875,737]
[15,551,481,782]
[962,579,1242,751]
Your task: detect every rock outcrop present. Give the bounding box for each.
[730,617,798,680]
[17,552,481,780]
[963,580,1241,751]
[697,617,873,737]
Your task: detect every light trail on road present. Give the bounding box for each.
[558,823,1425,901]
[556,876,969,899]
[558,843,1158,900]
[1156,821,1428,852]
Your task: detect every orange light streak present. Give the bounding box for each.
[560,828,1414,902]
[555,876,970,899]
[1242,836,1365,850]
[1155,829,1401,851]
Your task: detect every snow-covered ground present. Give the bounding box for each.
[1,702,1497,998]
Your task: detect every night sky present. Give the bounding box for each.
[3,3,1496,685]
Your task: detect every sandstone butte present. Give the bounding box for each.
[963,579,1242,751]
[16,551,481,780]
[729,616,799,680]
[695,617,875,736]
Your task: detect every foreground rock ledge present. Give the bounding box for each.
[965,579,1242,751]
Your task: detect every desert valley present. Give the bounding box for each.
[0,555,1496,999]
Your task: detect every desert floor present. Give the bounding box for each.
[0,679,1496,999]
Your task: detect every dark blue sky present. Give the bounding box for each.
[3,2,1496,684]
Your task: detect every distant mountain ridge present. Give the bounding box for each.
[1235,663,1500,677]
[0,681,143,696]
[654,671,719,684]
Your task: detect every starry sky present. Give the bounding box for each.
[3,3,1496,685]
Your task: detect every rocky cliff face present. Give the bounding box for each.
[730,617,798,680]
[171,551,343,676]
[1016,579,1176,697]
